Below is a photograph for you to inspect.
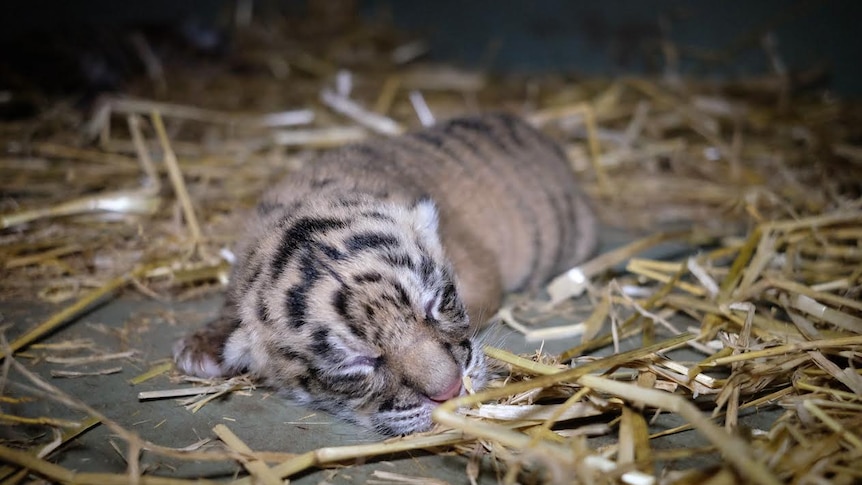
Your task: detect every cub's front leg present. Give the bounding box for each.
[172,306,242,379]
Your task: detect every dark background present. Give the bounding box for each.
[1,0,859,96]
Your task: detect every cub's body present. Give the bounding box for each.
[174,113,597,435]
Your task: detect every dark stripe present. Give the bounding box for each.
[309,327,331,356]
[336,196,364,207]
[406,132,471,169]
[274,343,313,369]
[366,307,383,343]
[559,190,578,266]
[320,372,371,390]
[442,341,458,362]
[315,242,345,260]
[520,113,569,161]
[278,346,304,361]
[347,321,367,340]
[361,211,395,222]
[393,282,412,309]
[333,286,351,321]
[436,120,501,177]
[494,113,526,148]
[545,191,566,279]
[272,217,346,278]
[440,120,485,155]
[256,294,269,323]
[380,292,413,317]
[364,304,376,321]
[284,252,320,328]
[311,177,334,188]
[419,254,435,285]
[297,373,313,392]
[351,143,381,159]
[345,232,399,252]
[245,259,264,289]
[439,280,458,313]
[460,339,473,365]
[332,286,369,339]
[382,252,416,271]
[379,397,396,412]
[412,130,445,147]
[444,117,494,139]
[285,287,308,327]
[354,272,383,284]
[483,114,522,160]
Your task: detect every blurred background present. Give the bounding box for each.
[1,0,859,101]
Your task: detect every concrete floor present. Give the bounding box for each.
[1,227,784,483]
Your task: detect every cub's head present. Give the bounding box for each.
[224,196,487,435]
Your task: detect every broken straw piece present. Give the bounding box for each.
[687,257,720,297]
[259,109,315,127]
[319,88,403,135]
[391,40,430,64]
[465,402,605,422]
[546,267,588,305]
[409,90,435,127]
[271,126,367,147]
[335,69,353,97]
[0,190,160,229]
[790,294,862,333]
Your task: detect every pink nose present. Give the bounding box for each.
[429,377,462,403]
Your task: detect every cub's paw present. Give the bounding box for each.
[172,332,228,379]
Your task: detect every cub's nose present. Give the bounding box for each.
[428,376,462,403]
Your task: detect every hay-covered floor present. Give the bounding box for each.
[1,5,861,485]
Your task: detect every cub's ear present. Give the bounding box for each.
[411,196,440,240]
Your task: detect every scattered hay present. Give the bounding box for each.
[1,5,860,485]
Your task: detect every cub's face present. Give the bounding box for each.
[298,249,487,435]
[223,198,488,435]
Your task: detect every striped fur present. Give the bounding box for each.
[173,113,597,435]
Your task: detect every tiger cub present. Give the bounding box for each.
[173,113,597,435]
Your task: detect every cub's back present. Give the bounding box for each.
[256,113,597,320]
